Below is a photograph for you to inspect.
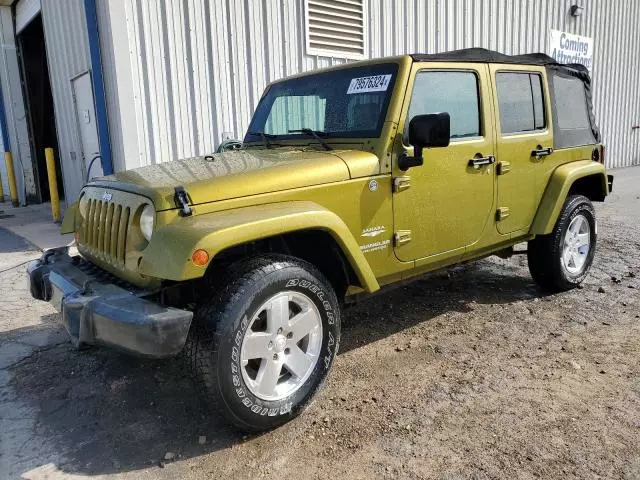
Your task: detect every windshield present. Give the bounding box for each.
[245,63,399,142]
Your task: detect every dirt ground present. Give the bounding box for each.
[1,167,639,480]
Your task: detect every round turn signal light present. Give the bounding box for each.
[191,249,210,266]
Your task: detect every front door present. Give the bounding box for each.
[393,64,496,263]
[490,65,554,235]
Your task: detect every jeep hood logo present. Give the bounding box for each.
[102,192,112,201]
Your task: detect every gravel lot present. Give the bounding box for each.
[1,167,639,480]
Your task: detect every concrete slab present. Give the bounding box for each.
[0,227,41,276]
[0,202,72,250]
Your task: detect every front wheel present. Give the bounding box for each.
[189,255,340,432]
[528,194,597,292]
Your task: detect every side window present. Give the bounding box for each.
[551,74,596,148]
[552,75,590,130]
[406,71,481,140]
[496,72,546,134]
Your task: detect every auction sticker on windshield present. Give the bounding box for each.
[347,74,392,94]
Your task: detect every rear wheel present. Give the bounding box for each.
[188,255,340,431]
[528,194,597,292]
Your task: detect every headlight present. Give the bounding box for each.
[140,204,155,241]
[78,193,88,216]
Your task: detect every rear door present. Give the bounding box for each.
[392,63,496,263]
[490,65,553,235]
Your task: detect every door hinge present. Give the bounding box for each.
[497,161,511,175]
[392,176,411,192]
[496,207,510,221]
[394,230,412,245]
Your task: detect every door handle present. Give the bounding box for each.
[531,146,553,158]
[468,155,495,168]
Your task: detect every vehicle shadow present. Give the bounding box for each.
[339,258,546,354]
[4,257,547,477]
[0,226,38,253]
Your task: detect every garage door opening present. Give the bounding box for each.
[17,14,63,203]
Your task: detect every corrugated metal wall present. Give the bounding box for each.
[97,0,348,171]
[93,0,640,171]
[0,6,34,204]
[41,0,91,202]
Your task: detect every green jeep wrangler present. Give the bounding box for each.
[28,48,612,431]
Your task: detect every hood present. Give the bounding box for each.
[89,148,380,210]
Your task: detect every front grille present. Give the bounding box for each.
[83,199,130,263]
[72,256,146,293]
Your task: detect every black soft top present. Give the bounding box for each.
[410,48,599,145]
[410,47,589,75]
[410,48,557,65]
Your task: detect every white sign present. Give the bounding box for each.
[346,74,392,94]
[549,29,593,71]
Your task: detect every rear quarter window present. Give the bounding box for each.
[553,76,591,130]
[551,74,597,148]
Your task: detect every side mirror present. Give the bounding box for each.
[398,112,451,171]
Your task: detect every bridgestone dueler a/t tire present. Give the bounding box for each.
[188,254,341,432]
[527,194,597,292]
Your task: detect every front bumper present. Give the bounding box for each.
[27,247,193,358]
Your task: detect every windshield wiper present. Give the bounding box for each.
[288,128,332,151]
[246,130,277,149]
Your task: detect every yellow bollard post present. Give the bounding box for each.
[4,152,18,207]
[0,169,4,202]
[45,148,60,222]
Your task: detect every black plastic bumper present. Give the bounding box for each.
[27,247,193,358]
